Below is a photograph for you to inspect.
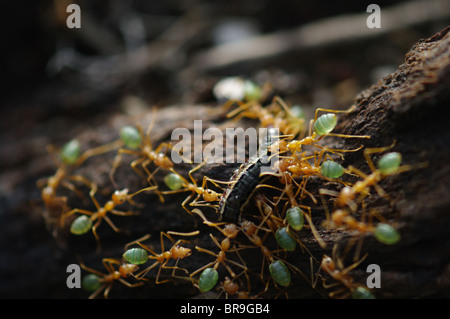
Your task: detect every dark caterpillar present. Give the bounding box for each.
[218,128,278,223]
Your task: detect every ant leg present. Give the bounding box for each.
[303,208,326,249]
[110,148,141,187]
[154,142,173,154]
[118,278,144,288]
[125,234,151,250]
[313,108,371,139]
[141,161,165,203]
[129,157,147,180]
[110,209,138,217]
[144,108,158,142]
[92,219,103,250]
[191,208,229,232]
[65,175,98,205]
[60,180,86,202]
[347,165,387,202]
[90,284,107,300]
[124,186,158,208]
[181,193,196,216]
[102,258,120,267]
[79,260,105,277]
[86,187,101,214]
[313,107,354,122]
[136,261,160,279]
[187,162,208,186]
[341,253,368,276]
[164,230,200,241]
[67,174,97,191]
[74,139,123,168]
[189,255,217,278]
[285,183,326,248]
[224,100,248,118]
[363,141,397,173]
[156,259,191,284]
[154,264,172,285]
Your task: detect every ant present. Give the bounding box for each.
[315,244,375,299]
[219,271,269,299]
[109,110,174,201]
[277,172,327,248]
[238,217,305,291]
[62,185,157,248]
[321,142,426,212]
[123,231,199,284]
[37,138,121,245]
[284,107,370,158]
[161,162,225,216]
[226,95,306,137]
[321,199,401,261]
[80,258,143,299]
[190,209,248,280]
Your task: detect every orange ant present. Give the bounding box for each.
[161,162,225,216]
[123,231,199,284]
[320,197,375,261]
[253,193,285,232]
[109,110,174,201]
[62,185,157,248]
[80,258,143,299]
[219,272,269,299]
[190,209,248,280]
[315,245,374,299]
[321,142,426,212]
[238,218,308,296]
[226,95,306,137]
[278,173,327,248]
[37,139,122,245]
[321,193,402,261]
[289,106,370,149]
[220,276,242,298]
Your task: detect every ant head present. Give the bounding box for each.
[223,223,239,239]
[203,189,219,202]
[112,189,129,204]
[240,219,257,236]
[337,186,354,207]
[332,209,347,225]
[321,255,336,272]
[223,277,239,295]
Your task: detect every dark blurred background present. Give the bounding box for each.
[0,0,448,298]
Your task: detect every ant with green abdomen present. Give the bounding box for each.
[161,162,227,216]
[109,110,175,202]
[122,230,199,284]
[37,138,122,246]
[190,208,248,281]
[80,258,143,299]
[238,218,304,295]
[320,142,427,212]
[62,185,157,250]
